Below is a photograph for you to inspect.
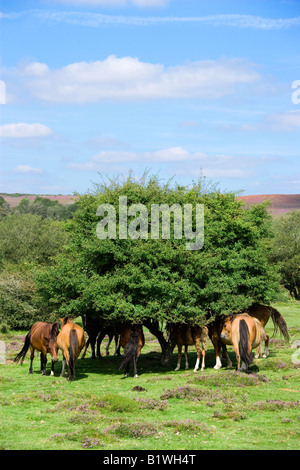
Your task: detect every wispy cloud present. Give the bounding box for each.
[14,165,43,174]
[3,9,300,30]
[267,110,300,131]
[67,146,256,180]
[0,123,53,138]
[14,55,260,103]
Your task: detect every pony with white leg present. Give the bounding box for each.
[169,323,208,372]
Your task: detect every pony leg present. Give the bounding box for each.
[80,338,89,359]
[263,334,269,358]
[61,354,68,377]
[133,353,138,378]
[105,334,113,356]
[213,340,222,370]
[40,352,47,375]
[51,359,56,376]
[184,345,189,369]
[222,344,232,368]
[90,336,96,359]
[201,349,206,371]
[97,331,105,358]
[29,346,34,374]
[114,335,120,356]
[200,328,207,371]
[124,360,130,377]
[233,344,241,371]
[175,345,182,371]
[194,339,201,372]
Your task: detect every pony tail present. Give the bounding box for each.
[119,330,139,371]
[68,329,78,380]
[269,307,290,344]
[239,319,253,368]
[14,329,31,364]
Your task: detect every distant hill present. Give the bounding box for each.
[0,194,78,208]
[1,193,300,217]
[237,194,300,217]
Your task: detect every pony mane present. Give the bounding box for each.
[62,316,74,326]
[228,314,236,323]
[50,322,59,340]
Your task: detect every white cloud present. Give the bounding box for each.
[67,147,255,179]
[21,55,260,103]
[0,123,53,138]
[14,165,43,174]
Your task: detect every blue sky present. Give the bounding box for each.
[0,0,300,195]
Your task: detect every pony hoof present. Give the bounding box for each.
[50,371,54,376]
[134,374,139,378]
[214,365,221,370]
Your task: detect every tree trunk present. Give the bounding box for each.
[143,319,175,368]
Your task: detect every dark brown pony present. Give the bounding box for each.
[169,323,208,372]
[220,313,266,373]
[119,324,145,378]
[14,321,59,376]
[57,317,85,380]
[81,316,119,359]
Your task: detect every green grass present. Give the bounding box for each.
[0,300,300,450]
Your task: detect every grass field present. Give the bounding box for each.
[0,301,300,451]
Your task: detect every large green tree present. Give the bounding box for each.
[271,211,300,300]
[36,174,279,362]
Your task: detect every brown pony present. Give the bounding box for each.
[220,313,266,373]
[14,321,59,376]
[211,303,289,370]
[57,317,85,380]
[208,318,233,370]
[169,323,208,372]
[119,324,145,378]
[247,304,290,355]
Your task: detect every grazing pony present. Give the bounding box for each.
[169,323,208,372]
[247,304,289,356]
[14,321,59,376]
[220,313,266,373]
[57,317,85,380]
[119,324,145,378]
[211,303,289,370]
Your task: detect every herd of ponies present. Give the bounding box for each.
[14,304,290,380]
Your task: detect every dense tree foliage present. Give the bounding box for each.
[0,214,69,328]
[271,211,300,300]
[35,175,279,360]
